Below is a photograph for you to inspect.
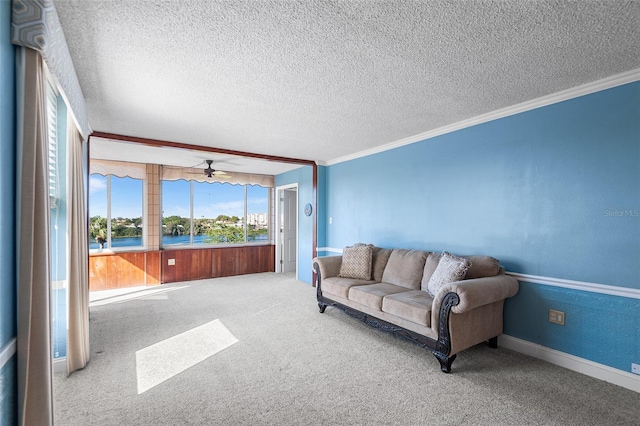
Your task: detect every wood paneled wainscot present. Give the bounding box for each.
[89,251,161,291]
[161,245,275,284]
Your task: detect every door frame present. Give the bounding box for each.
[275,183,298,278]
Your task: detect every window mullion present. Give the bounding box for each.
[190,180,194,245]
[106,175,112,248]
[244,185,248,242]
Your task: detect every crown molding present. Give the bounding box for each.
[326,68,640,166]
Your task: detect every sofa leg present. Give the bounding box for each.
[487,336,498,349]
[434,352,456,373]
[318,303,327,313]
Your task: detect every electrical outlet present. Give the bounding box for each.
[632,363,640,375]
[168,258,175,266]
[549,309,565,325]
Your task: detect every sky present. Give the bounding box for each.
[89,175,269,219]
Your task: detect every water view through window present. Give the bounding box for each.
[89,175,143,249]
[89,175,271,250]
[162,180,269,246]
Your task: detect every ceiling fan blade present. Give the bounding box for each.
[211,170,228,175]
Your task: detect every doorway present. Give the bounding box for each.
[275,184,298,277]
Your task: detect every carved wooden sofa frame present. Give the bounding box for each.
[313,251,518,373]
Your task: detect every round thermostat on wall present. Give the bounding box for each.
[304,203,312,216]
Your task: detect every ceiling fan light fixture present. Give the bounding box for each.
[203,160,230,179]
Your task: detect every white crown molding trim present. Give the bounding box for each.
[326,68,640,166]
[507,272,640,300]
[499,335,639,393]
[0,338,16,370]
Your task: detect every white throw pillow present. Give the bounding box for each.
[427,252,471,297]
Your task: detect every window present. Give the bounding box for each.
[194,181,244,244]
[89,175,144,250]
[47,80,66,360]
[247,185,269,242]
[162,180,271,246]
[161,179,191,245]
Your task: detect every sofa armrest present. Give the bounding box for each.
[431,274,519,329]
[449,274,519,314]
[312,256,342,281]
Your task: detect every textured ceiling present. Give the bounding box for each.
[54,0,640,171]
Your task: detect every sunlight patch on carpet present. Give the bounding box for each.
[135,319,239,394]
[91,286,188,307]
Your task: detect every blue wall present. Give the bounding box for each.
[504,282,638,372]
[275,165,315,284]
[0,1,17,423]
[323,82,639,373]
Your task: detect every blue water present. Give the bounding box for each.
[162,234,268,245]
[162,234,208,246]
[89,236,144,250]
[89,234,268,249]
[53,288,66,358]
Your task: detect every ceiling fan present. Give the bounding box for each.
[203,160,231,179]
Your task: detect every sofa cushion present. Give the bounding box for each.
[421,252,442,291]
[463,255,501,279]
[322,277,376,299]
[348,283,408,310]
[382,290,434,327]
[427,252,471,297]
[381,249,428,290]
[338,244,373,280]
[371,247,393,282]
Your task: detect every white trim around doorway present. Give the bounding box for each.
[275,183,299,280]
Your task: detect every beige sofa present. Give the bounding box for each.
[313,246,519,372]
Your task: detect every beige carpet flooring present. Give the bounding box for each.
[54,273,639,425]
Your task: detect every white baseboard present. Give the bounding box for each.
[53,357,66,374]
[499,335,639,393]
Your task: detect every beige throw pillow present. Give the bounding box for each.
[338,244,373,280]
[463,255,500,279]
[381,249,428,290]
[421,252,442,291]
[427,252,471,297]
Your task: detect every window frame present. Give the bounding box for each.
[89,174,147,253]
[161,179,272,248]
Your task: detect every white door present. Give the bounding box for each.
[282,189,297,273]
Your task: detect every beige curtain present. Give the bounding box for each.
[16,48,53,425]
[66,114,90,374]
